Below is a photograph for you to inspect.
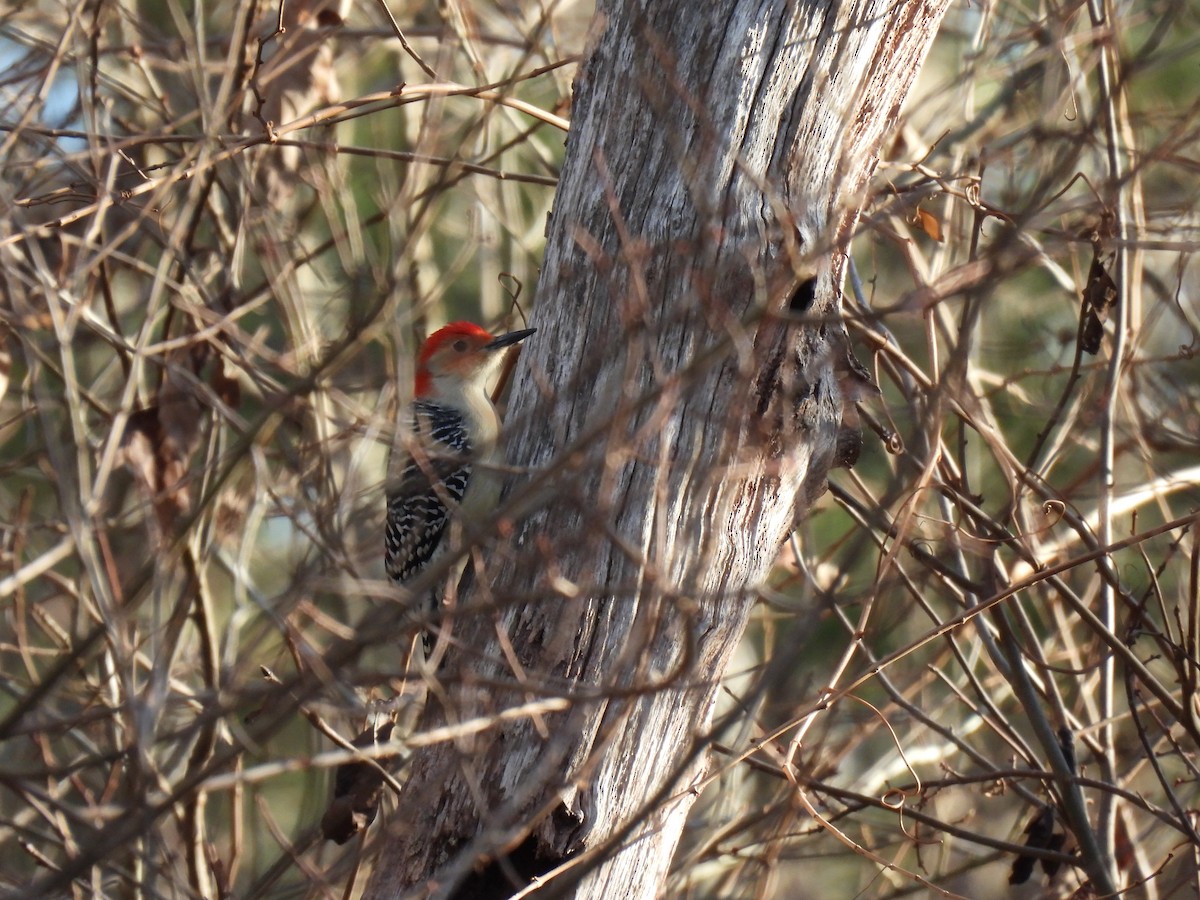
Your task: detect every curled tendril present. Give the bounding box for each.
[1042,500,1066,525]
[881,787,907,810]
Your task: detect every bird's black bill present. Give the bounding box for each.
[485,327,536,350]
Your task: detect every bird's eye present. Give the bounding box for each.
[453,339,468,352]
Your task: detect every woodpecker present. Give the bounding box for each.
[385,321,535,638]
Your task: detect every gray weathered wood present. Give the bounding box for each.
[366,1,949,896]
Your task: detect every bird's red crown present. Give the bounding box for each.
[414,321,496,397]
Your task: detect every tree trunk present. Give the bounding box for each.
[367,1,949,896]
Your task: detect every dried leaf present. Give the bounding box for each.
[1081,311,1105,355]
[915,207,943,242]
[118,353,203,534]
[1009,805,1057,885]
[1079,247,1118,355]
[322,722,396,844]
[255,0,349,182]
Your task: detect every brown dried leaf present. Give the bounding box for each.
[915,206,943,242]
[1079,248,1118,355]
[118,354,203,534]
[322,722,396,844]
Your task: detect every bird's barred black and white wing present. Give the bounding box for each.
[384,400,473,583]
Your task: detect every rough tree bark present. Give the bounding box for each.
[367,1,949,897]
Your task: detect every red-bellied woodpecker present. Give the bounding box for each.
[385,321,535,641]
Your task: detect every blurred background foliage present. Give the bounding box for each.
[1,0,1199,897]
